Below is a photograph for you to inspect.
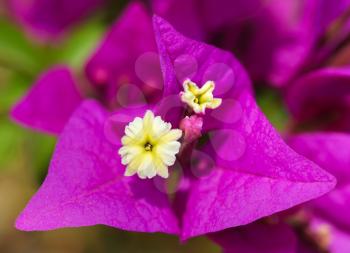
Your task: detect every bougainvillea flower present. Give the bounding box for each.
[209,221,297,253]
[15,16,336,240]
[152,0,350,85]
[7,0,105,39]
[11,2,160,134]
[285,66,350,132]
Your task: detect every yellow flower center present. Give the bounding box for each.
[118,110,182,179]
[180,79,222,114]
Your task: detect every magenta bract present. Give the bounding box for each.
[15,14,336,241]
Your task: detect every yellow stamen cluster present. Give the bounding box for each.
[118,111,182,179]
[180,79,222,114]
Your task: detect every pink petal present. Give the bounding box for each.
[153,0,350,85]
[288,133,350,232]
[152,16,335,239]
[288,132,350,186]
[151,0,205,40]
[286,67,350,125]
[269,0,350,85]
[182,92,335,239]
[183,165,333,239]
[152,14,253,127]
[11,66,83,134]
[8,0,104,39]
[312,184,350,233]
[15,100,179,234]
[152,15,253,99]
[85,2,163,107]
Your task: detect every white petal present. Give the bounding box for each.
[160,129,182,143]
[125,117,143,137]
[124,165,137,176]
[138,154,157,179]
[157,167,169,178]
[152,116,171,138]
[143,110,154,132]
[158,150,176,166]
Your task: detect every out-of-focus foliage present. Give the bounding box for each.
[0,18,43,76]
[256,87,289,132]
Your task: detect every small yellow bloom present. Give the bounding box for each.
[118,110,182,179]
[180,79,222,114]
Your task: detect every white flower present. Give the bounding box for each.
[118,110,182,179]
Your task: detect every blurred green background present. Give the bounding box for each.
[0,2,288,252]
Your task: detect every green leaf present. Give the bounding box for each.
[256,87,290,132]
[0,69,32,113]
[0,118,26,170]
[0,18,44,76]
[54,18,105,70]
[24,132,56,184]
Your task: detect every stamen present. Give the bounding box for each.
[144,143,153,151]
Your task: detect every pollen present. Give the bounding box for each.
[118,110,182,179]
[180,79,222,114]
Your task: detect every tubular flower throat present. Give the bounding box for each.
[118,110,182,179]
[180,79,222,114]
